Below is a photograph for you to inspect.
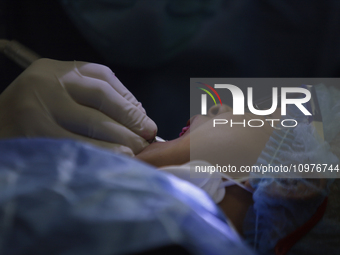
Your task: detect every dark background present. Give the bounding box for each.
[1,0,340,139]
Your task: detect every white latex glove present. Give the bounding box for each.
[0,58,157,155]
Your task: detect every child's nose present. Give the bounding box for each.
[208,104,232,117]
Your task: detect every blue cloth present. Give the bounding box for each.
[0,138,254,255]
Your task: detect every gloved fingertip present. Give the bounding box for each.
[144,118,158,139]
[129,138,149,156]
[113,145,134,157]
[140,127,157,142]
[141,138,150,148]
[137,102,146,114]
[132,117,157,142]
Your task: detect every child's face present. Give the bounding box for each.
[136,105,275,168]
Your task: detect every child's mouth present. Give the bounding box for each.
[179,119,191,137]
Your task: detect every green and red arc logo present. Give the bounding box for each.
[197,82,223,106]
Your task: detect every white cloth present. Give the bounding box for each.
[160,160,226,203]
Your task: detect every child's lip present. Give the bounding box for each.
[180,116,198,137]
[179,126,190,137]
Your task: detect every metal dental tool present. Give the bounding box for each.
[0,39,41,69]
[154,136,167,142]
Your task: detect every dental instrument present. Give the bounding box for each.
[0,39,41,69]
[154,136,167,142]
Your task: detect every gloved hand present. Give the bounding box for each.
[0,58,157,155]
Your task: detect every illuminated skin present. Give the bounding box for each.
[136,104,275,169]
[136,104,278,235]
